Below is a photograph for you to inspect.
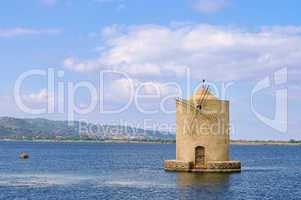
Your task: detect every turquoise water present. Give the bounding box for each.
[0,141,300,200]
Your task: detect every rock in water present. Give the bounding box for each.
[19,152,29,159]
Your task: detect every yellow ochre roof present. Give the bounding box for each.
[188,87,218,102]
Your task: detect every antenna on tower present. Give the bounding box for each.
[197,80,209,110]
[188,80,210,130]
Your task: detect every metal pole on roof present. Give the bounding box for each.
[188,80,210,131]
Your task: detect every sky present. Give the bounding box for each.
[0,0,301,140]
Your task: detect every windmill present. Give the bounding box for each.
[164,79,241,173]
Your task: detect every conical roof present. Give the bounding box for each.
[188,87,218,102]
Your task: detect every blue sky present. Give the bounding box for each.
[0,0,301,140]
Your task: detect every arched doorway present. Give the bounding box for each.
[195,146,205,168]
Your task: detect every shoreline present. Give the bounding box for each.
[0,139,301,145]
[230,141,301,146]
[0,139,175,144]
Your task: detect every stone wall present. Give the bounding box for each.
[207,161,241,170]
[176,99,230,163]
[164,160,193,171]
[165,160,241,172]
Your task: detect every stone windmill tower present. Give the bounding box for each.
[165,84,241,172]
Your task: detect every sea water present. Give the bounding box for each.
[0,141,300,200]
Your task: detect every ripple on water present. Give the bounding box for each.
[242,166,285,172]
[0,174,92,187]
[99,180,176,189]
[0,174,176,189]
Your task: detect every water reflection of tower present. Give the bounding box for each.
[176,173,230,200]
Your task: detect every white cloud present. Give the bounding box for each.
[0,27,62,38]
[193,0,229,14]
[64,23,301,81]
[106,78,180,102]
[23,89,50,104]
[63,57,95,72]
[261,26,301,35]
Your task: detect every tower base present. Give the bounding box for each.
[164,160,241,173]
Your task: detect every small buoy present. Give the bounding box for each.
[19,152,29,159]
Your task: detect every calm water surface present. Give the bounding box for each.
[0,141,300,200]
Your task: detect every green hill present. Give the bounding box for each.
[0,117,175,142]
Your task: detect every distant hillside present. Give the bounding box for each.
[0,117,175,141]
